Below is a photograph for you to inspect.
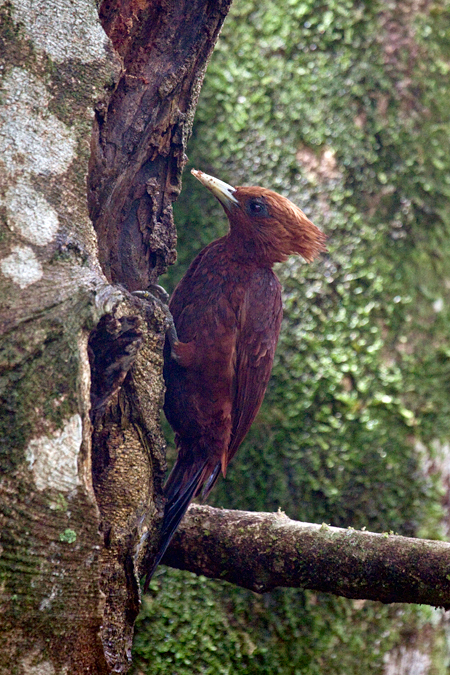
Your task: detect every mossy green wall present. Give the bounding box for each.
[133,1,450,672]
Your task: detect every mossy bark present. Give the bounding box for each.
[0,0,231,672]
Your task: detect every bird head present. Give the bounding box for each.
[191,169,327,265]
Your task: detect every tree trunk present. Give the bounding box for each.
[0,1,230,672]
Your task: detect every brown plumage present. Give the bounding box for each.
[144,169,326,586]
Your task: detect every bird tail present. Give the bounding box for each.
[143,456,220,591]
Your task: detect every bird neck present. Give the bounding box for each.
[225,227,276,268]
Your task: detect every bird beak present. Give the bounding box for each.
[191,169,238,208]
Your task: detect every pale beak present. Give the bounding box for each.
[191,169,238,208]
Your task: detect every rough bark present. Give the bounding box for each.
[90,0,232,291]
[0,0,231,673]
[88,294,168,672]
[0,1,120,671]
[165,504,450,609]
[88,0,232,670]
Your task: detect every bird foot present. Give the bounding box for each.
[132,286,179,359]
[140,283,170,305]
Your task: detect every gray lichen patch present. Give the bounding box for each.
[26,414,82,492]
[0,66,78,278]
[0,67,77,176]
[0,244,43,288]
[3,178,60,246]
[8,0,109,64]
[0,0,120,270]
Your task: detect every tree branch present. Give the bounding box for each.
[163,504,450,609]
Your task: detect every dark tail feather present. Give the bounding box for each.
[201,463,221,499]
[143,462,209,592]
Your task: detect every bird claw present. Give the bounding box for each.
[147,284,170,304]
[132,287,180,360]
[133,284,169,305]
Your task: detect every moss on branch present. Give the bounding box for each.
[164,504,450,608]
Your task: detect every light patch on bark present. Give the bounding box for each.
[39,584,59,611]
[383,646,431,675]
[0,67,76,176]
[6,0,108,64]
[416,438,450,537]
[20,647,58,675]
[76,332,97,498]
[26,414,82,492]
[0,244,43,288]
[94,284,125,317]
[4,179,59,245]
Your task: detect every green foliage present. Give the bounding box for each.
[135,0,450,672]
[134,571,246,674]
[135,569,427,675]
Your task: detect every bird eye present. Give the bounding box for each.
[246,198,268,217]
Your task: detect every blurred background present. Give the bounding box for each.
[133,0,450,672]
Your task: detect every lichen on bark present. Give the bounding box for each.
[1,0,233,672]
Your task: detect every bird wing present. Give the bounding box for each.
[165,253,282,499]
[226,270,283,469]
[164,244,239,492]
[159,259,240,544]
